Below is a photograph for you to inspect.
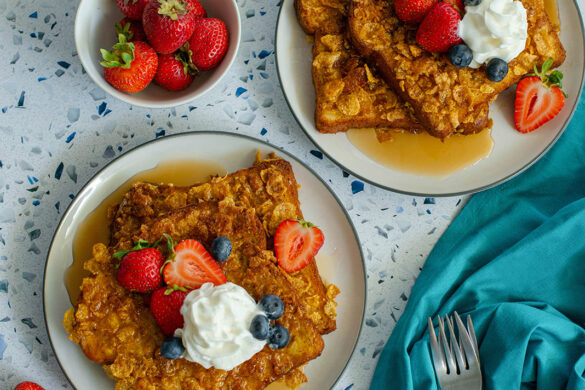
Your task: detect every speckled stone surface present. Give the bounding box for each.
[1,0,581,389]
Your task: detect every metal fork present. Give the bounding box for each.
[428,312,482,390]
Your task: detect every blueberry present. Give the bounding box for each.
[486,58,509,82]
[268,324,290,349]
[449,44,473,68]
[463,0,481,5]
[161,337,185,359]
[211,236,232,263]
[250,314,270,340]
[258,294,284,320]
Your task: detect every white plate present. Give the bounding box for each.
[43,132,365,389]
[276,0,585,196]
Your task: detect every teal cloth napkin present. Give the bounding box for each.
[370,91,585,390]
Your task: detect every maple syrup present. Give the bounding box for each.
[65,159,227,305]
[346,128,494,178]
[544,0,560,31]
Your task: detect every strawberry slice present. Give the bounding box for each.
[514,58,566,134]
[274,219,324,273]
[163,238,226,289]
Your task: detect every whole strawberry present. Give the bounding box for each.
[142,0,200,54]
[116,0,150,20]
[416,3,462,53]
[188,18,229,71]
[395,0,437,24]
[14,382,45,390]
[100,35,158,93]
[154,46,197,91]
[114,239,165,292]
[150,286,188,336]
[116,17,147,42]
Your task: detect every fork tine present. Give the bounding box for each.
[428,317,446,374]
[454,312,476,369]
[446,314,466,374]
[438,316,457,375]
[467,314,480,363]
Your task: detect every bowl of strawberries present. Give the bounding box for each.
[75,0,240,108]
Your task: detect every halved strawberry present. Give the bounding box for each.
[274,219,324,273]
[514,58,566,134]
[163,238,227,289]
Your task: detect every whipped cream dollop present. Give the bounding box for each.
[458,0,528,68]
[175,282,266,370]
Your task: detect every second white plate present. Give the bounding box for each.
[276,0,585,196]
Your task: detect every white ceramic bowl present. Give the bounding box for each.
[75,0,240,108]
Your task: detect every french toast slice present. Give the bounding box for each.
[348,0,565,138]
[313,29,423,133]
[110,159,338,335]
[65,200,323,389]
[297,0,491,136]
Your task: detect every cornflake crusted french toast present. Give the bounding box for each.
[65,199,324,389]
[348,0,565,138]
[296,0,491,137]
[110,158,339,335]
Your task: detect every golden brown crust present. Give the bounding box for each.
[66,200,325,389]
[294,0,348,34]
[312,30,424,133]
[348,0,565,138]
[110,159,337,335]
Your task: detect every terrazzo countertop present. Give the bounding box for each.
[2,0,580,389]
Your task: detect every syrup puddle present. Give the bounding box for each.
[346,128,494,178]
[65,159,227,305]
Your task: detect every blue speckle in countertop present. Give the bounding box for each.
[258,50,271,59]
[344,385,354,390]
[29,229,40,240]
[29,11,38,18]
[22,272,36,282]
[54,162,64,179]
[32,200,40,206]
[310,150,323,159]
[0,280,7,293]
[260,128,267,136]
[98,102,107,115]
[235,87,247,97]
[57,61,70,69]
[17,91,25,107]
[155,128,165,138]
[351,180,364,194]
[21,318,37,329]
[0,335,6,359]
[103,145,116,158]
[65,132,76,143]
[424,197,436,204]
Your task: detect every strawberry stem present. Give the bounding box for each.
[297,219,316,229]
[164,284,188,295]
[177,43,199,76]
[157,0,189,21]
[100,34,135,69]
[528,57,567,97]
[115,21,134,41]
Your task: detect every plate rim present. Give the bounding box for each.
[274,0,585,197]
[42,130,367,390]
